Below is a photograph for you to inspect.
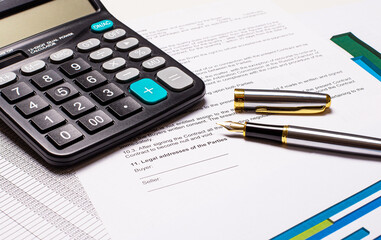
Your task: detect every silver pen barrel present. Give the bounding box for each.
[234,89,331,114]
[284,125,381,157]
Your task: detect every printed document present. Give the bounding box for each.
[77,0,381,239]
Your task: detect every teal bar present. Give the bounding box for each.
[272,181,381,240]
[342,228,369,240]
[352,56,381,81]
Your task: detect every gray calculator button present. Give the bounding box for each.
[49,49,74,63]
[142,57,166,71]
[157,67,194,91]
[77,38,101,52]
[21,60,46,75]
[89,48,113,62]
[129,47,152,61]
[103,28,126,41]
[0,72,17,87]
[116,37,139,51]
[102,57,126,72]
[116,68,139,82]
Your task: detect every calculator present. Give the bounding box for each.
[0,0,205,166]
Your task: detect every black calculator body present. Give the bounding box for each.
[0,0,205,166]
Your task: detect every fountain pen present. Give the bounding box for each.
[218,121,381,157]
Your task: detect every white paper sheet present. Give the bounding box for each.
[77,0,381,239]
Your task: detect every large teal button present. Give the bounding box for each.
[130,78,167,104]
[91,20,114,33]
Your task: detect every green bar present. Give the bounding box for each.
[331,32,381,70]
[290,219,333,240]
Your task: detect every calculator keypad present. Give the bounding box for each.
[2,82,34,103]
[102,57,126,72]
[16,95,50,117]
[46,83,79,104]
[62,96,96,118]
[50,49,74,63]
[78,110,113,133]
[116,37,139,51]
[103,28,126,42]
[0,72,17,87]
[116,68,140,82]
[31,109,66,133]
[91,83,124,104]
[129,47,152,61]
[75,71,107,91]
[108,97,142,119]
[31,70,64,90]
[0,19,203,166]
[77,38,101,52]
[60,58,91,77]
[21,60,46,75]
[47,124,83,148]
[89,48,113,62]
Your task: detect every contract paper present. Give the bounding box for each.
[77,0,381,239]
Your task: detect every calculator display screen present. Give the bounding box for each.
[0,0,96,48]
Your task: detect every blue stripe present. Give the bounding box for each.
[272,180,381,240]
[307,197,381,240]
[352,56,381,81]
[342,228,369,240]
[374,235,381,240]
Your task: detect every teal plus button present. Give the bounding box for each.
[91,20,114,33]
[130,78,167,104]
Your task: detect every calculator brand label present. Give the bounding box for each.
[91,20,114,33]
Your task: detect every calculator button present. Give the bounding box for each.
[77,38,101,52]
[47,124,83,149]
[31,70,64,90]
[129,47,152,61]
[0,72,17,87]
[31,109,65,133]
[78,110,113,133]
[103,28,126,42]
[91,83,124,104]
[62,96,96,118]
[116,68,140,82]
[157,67,194,91]
[60,58,91,77]
[2,82,34,103]
[89,48,113,62]
[21,60,46,75]
[116,37,139,51]
[46,83,79,104]
[49,49,74,63]
[102,57,126,72]
[130,78,167,104]
[108,97,142,119]
[16,95,49,117]
[142,57,166,71]
[91,20,114,33]
[75,71,107,91]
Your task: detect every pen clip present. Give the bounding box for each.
[255,105,329,114]
[234,89,331,114]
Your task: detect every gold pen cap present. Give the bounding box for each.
[234,88,331,114]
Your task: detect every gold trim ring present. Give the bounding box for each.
[234,89,245,111]
[282,125,289,144]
